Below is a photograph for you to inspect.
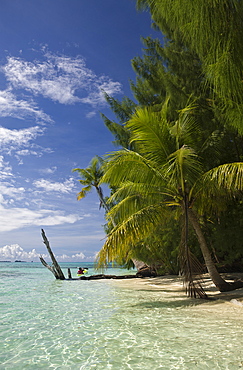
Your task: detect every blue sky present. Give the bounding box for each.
[0,0,158,262]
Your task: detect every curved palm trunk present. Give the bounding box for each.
[188,208,243,292]
[95,185,116,227]
[181,197,208,299]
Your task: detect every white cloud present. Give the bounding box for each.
[0,244,41,261]
[0,183,25,204]
[39,166,57,174]
[58,252,85,261]
[2,51,122,107]
[57,253,71,261]
[33,178,75,193]
[81,78,122,107]
[0,90,52,123]
[0,126,45,151]
[85,111,96,119]
[72,252,85,259]
[0,156,13,179]
[0,244,86,262]
[0,204,80,232]
[16,149,38,156]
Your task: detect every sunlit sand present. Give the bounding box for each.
[109,273,243,312]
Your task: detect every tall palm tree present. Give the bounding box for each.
[73,156,112,218]
[98,107,243,297]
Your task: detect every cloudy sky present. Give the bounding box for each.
[0,0,158,262]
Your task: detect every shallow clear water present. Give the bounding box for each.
[1,262,243,369]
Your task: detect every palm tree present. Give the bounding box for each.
[73,156,112,218]
[97,107,243,297]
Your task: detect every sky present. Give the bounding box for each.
[0,0,159,262]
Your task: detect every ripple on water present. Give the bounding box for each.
[1,265,243,369]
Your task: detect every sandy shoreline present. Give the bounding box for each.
[109,273,243,310]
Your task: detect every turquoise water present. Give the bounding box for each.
[1,262,243,369]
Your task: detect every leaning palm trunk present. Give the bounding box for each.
[180,197,208,299]
[95,185,116,227]
[188,208,243,292]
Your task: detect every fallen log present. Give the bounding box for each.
[66,274,139,280]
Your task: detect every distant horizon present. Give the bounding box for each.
[0,260,95,263]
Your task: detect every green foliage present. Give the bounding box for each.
[97,108,201,260]
[96,102,243,297]
[205,200,243,271]
[100,93,137,149]
[72,156,110,213]
[74,2,243,280]
[137,0,243,133]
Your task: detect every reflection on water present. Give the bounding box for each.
[1,262,243,369]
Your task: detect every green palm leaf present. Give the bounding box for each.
[77,185,92,200]
[202,162,243,191]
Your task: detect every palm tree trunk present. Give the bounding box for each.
[187,208,243,292]
[95,185,117,228]
[180,197,208,298]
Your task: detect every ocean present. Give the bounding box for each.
[1,262,243,369]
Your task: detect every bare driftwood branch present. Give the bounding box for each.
[40,229,65,280]
[67,268,72,279]
[39,255,60,279]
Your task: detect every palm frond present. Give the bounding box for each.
[171,100,202,148]
[126,107,175,164]
[96,203,169,266]
[165,145,203,191]
[73,168,93,184]
[101,149,165,188]
[202,162,243,191]
[108,190,172,228]
[192,162,243,215]
[77,185,92,200]
[108,182,176,206]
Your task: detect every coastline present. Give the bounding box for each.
[109,273,243,309]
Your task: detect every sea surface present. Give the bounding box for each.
[1,262,243,369]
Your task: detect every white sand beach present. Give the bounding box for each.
[109,273,243,313]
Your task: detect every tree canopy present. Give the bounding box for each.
[74,1,243,297]
[137,0,243,133]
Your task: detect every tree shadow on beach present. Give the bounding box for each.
[129,299,206,309]
[127,288,225,309]
[135,288,184,293]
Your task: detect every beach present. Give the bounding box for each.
[110,273,243,308]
